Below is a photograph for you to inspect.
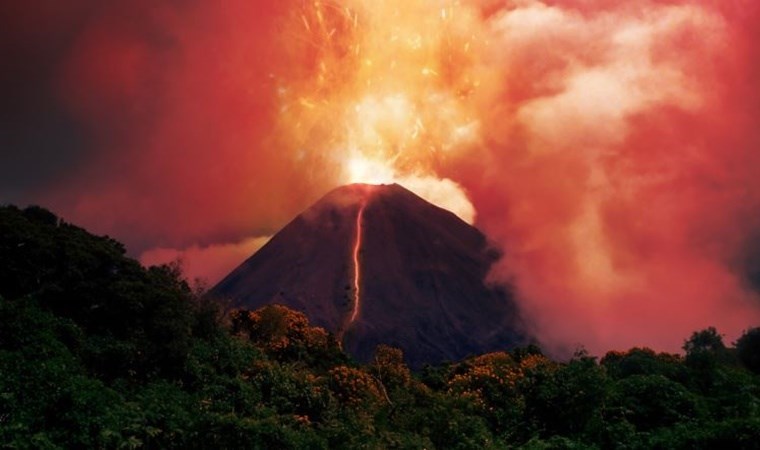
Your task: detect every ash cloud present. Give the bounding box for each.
[448,0,760,354]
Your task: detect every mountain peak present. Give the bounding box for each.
[314,183,421,208]
[213,184,524,367]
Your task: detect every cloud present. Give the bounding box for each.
[450,0,760,354]
[140,235,271,286]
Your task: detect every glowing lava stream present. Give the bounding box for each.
[349,203,366,325]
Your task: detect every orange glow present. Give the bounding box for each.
[271,0,760,354]
[276,0,486,175]
[273,0,483,222]
[51,0,760,356]
[350,202,366,325]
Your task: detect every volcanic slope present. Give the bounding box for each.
[213,184,525,367]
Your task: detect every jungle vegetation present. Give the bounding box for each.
[2,205,760,449]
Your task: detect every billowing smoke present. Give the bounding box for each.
[10,0,760,354]
[454,0,760,354]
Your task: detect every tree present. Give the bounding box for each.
[683,327,726,355]
[607,374,699,431]
[230,305,346,370]
[600,347,686,382]
[370,345,411,390]
[683,327,730,377]
[521,354,606,438]
[736,327,760,375]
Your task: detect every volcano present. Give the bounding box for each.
[212,184,525,367]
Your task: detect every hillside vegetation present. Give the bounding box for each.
[1,205,760,449]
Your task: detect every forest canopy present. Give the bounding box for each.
[1,205,760,449]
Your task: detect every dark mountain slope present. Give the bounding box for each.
[213,183,525,367]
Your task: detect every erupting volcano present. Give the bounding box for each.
[213,183,525,367]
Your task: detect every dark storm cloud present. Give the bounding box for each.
[0,1,179,206]
[0,2,97,201]
[1,0,323,256]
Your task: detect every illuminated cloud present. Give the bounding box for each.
[140,235,271,286]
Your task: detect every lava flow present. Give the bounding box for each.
[349,202,366,325]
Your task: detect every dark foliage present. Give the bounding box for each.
[736,327,760,375]
[2,205,760,448]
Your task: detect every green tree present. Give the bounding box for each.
[601,347,687,382]
[231,305,346,370]
[607,374,699,431]
[736,327,760,375]
[370,344,411,390]
[683,327,732,391]
[684,327,726,355]
[521,353,607,439]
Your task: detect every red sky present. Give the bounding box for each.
[2,0,760,355]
